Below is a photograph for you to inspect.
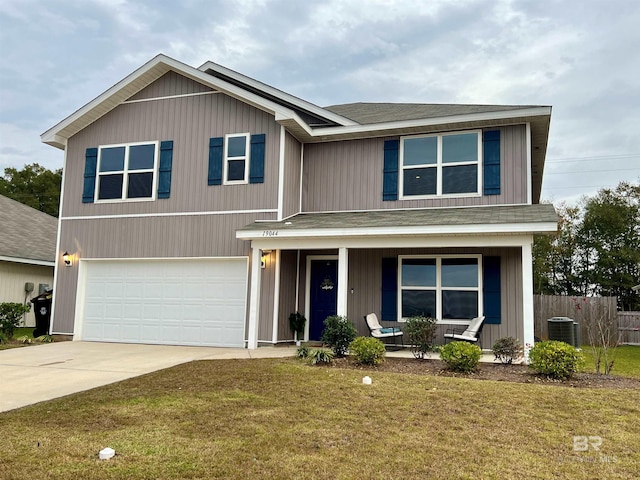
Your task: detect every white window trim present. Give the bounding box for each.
[399,130,483,200]
[95,141,159,203]
[223,133,250,185]
[397,254,483,324]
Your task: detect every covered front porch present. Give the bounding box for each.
[237,206,557,351]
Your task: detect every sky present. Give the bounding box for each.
[1,0,639,206]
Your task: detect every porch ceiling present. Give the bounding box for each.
[237,204,558,241]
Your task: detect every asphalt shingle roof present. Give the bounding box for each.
[324,102,544,125]
[239,204,558,232]
[0,195,57,263]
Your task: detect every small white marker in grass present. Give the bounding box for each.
[362,376,372,385]
[99,447,115,460]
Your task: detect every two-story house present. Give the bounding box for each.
[41,54,556,350]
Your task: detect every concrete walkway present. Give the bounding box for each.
[0,341,296,413]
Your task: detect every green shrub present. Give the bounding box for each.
[0,302,31,339]
[309,348,334,365]
[295,344,310,358]
[404,315,437,359]
[528,341,585,379]
[440,341,482,373]
[15,335,33,344]
[492,336,524,364]
[349,337,386,365]
[0,331,7,344]
[321,315,356,357]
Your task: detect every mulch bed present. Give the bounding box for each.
[328,356,640,389]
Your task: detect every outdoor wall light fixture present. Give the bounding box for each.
[260,249,273,269]
[62,251,73,267]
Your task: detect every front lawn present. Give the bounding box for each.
[1,358,638,479]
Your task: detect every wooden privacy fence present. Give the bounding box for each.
[534,295,618,345]
[617,312,640,345]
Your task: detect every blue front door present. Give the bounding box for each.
[309,259,338,341]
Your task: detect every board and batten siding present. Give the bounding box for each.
[295,247,523,347]
[126,71,214,101]
[53,213,275,335]
[277,250,299,341]
[282,131,302,218]
[62,91,281,217]
[302,125,528,212]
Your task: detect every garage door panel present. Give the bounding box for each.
[79,259,247,347]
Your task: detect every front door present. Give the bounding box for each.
[309,259,338,341]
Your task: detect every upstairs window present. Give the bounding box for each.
[224,133,250,184]
[96,142,158,201]
[400,131,481,198]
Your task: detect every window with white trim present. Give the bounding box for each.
[400,131,481,198]
[96,142,158,201]
[399,255,482,321]
[224,133,250,184]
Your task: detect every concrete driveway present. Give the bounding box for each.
[0,341,295,413]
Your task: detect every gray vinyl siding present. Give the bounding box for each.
[127,71,214,101]
[282,132,302,218]
[52,213,263,334]
[302,125,528,212]
[295,247,523,347]
[258,251,276,342]
[277,250,298,341]
[62,91,280,217]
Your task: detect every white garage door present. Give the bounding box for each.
[77,258,248,347]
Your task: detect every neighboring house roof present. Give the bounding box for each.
[41,54,552,201]
[237,204,558,240]
[0,195,57,266]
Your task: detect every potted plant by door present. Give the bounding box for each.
[289,312,306,346]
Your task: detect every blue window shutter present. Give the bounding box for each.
[483,130,501,195]
[82,147,98,203]
[381,257,398,321]
[483,256,501,324]
[157,140,173,199]
[383,139,399,201]
[208,137,223,185]
[249,134,265,184]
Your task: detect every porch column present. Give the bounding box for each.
[337,247,349,317]
[522,239,534,361]
[247,247,262,349]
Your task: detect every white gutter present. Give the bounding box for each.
[306,107,552,139]
[0,256,55,267]
[237,221,558,240]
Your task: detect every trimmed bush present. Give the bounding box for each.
[349,337,386,366]
[528,341,584,379]
[0,302,31,339]
[440,341,482,373]
[492,336,524,364]
[404,315,438,359]
[321,315,356,357]
[309,348,334,365]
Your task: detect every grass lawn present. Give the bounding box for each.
[1,357,638,480]
[581,345,640,378]
[0,327,48,350]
